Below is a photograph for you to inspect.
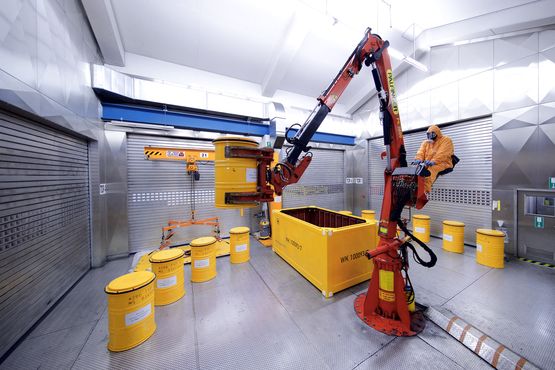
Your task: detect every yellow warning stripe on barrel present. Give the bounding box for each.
[518,257,555,269]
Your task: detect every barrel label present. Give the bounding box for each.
[246,168,257,183]
[194,258,209,268]
[415,227,426,233]
[125,304,151,327]
[235,243,248,252]
[477,243,482,252]
[444,234,453,242]
[157,275,177,289]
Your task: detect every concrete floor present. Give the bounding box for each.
[2,236,554,370]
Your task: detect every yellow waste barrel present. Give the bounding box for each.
[442,221,465,254]
[213,136,259,209]
[229,226,250,264]
[476,229,505,268]
[339,210,352,215]
[149,249,185,305]
[412,214,431,242]
[190,236,218,282]
[105,271,156,352]
[361,210,378,246]
[361,210,375,220]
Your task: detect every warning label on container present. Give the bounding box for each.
[443,234,453,242]
[246,168,257,183]
[157,275,177,289]
[125,304,151,327]
[476,243,482,252]
[194,258,209,268]
[415,227,426,234]
[235,243,247,252]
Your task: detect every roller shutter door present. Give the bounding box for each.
[0,110,90,357]
[282,148,345,210]
[127,134,251,253]
[368,117,492,244]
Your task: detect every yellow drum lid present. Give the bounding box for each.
[212,136,257,145]
[149,248,185,263]
[105,271,155,294]
[413,214,431,220]
[230,226,250,234]
[361,210,375,214]
[443,220,465,227]
[476,229,505,237]
[190,236,217,247]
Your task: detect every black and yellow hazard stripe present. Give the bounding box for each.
[144,150,162,156]
[518,257,555,269]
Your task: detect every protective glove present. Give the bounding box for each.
[411,159,422,165]
[424,160,436,167]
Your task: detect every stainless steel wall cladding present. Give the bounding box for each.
[369,117,493,244]
[127,134,252,253]
[491,29,555,255]
[0,110,90,358]
[282,148,345,211]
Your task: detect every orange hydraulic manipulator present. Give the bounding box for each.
[268,28,438,336]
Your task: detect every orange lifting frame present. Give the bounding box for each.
[144,146,221,250]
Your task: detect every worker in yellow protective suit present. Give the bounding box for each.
[413,125,454,193]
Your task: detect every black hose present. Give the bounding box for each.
[397,220,437,268]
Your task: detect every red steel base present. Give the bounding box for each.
[354,293,426,337]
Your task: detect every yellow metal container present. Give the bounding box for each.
[229,226,250,264]
[339,210,352,215]
[361,210,375,220]
[149,249,185,305]
[412,214,431,242]
[213,136,259,209]
[442,220,465,254]
[273,206,377,298]
[476,229,505,268]
[105,271,156,352]
[190,236,218,282]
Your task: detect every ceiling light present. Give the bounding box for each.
[403,56,428,72]
[387,47,404,61]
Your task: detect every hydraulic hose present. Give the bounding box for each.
[397,220,437,268]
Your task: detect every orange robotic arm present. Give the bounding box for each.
[271,28,426,238]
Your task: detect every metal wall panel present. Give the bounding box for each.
[101,130,128,258]
[126,134,252,253]
[0,110,90,358]
[368,117,493,244]
[282,148,345,211]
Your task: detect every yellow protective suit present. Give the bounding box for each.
[415,125,454,192]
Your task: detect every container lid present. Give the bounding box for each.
[105,271,155,294]
[212,136,257,145]
[149,248,185,263]
[230,226,250,234]
[476,229,505,237]
[413,214,431,220]
[443,220,465,227]
[190,236,217,247]
[361,210,375,214]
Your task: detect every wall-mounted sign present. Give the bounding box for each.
[99,183,106,195]
[549,177,555,189]
[345,178,353,184]
[355,178,363,184]
[534,216,544,229]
